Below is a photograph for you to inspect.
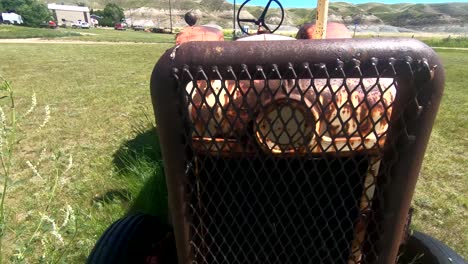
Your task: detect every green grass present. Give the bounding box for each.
[0,43,466,261]
[0,25,81,39]
[422,37,468,48]
[62,28,176,43]
[0,43,172,262]
[0,25,176,43]
[4,25,468,49]
[352,33,468,48]
[411,49,468,258]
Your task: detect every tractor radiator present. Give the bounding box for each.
[151,39,444,264]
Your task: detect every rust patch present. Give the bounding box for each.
[187,77,396,154]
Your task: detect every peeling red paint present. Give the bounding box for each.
[187,78,396,154]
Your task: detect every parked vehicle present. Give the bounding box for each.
[72,20,90,29]
[151,27,172,34]
[114,23,127,30]
[0,12,23,24]
[151,27,164,33]
[132,25,145,31]
[40,21,58,29]
[48,21,57,29]
[90,15,101,28]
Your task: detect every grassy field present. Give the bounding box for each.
[2,24,468,48]
[0,25,81,39]
[423,36,468,48]
[4,25,468,48]
[353,32,468,48]
[0,42,466,262]
[0,25,175,43]
[411,48,468,257]
[62,28,176,43]
[0,43,172,262]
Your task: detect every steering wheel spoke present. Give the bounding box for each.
[237,0,284,35]
[238,19,257,23]
[259,0,273,20]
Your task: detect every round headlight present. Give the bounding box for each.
[255,100,315,154]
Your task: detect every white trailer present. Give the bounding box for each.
[1,13,24,24]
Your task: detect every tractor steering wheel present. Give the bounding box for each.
[237,0,285,35]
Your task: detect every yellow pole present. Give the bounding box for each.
[313,0,329,39]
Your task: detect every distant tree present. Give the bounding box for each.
[91,3,124,27]
[104,3,124,22]
[91,9,103,17]
[1,0,19,12]
[1,0,52,27]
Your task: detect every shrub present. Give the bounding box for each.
[91,3,125,27]
[1,0,52,27]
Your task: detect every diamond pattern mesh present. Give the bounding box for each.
[171,58,429,264]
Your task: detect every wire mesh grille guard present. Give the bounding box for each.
[151,39,444,264]
[183,65,392,264]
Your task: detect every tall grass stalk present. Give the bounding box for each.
[0,76,16,264]
[0,76,76,263]
[13,153,76,263]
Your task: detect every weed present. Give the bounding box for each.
[0,76,76,263]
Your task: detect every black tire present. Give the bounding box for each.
[87,214,177,264]
[399,231,466,264]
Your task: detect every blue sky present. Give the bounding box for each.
[226,0,467,8]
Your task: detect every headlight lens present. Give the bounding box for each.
[255,99,315,154]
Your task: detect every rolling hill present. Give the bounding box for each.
[40,0,468,32]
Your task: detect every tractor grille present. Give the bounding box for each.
[152,39,443,264]
[188,156,369,263]
[178,63,398,263]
